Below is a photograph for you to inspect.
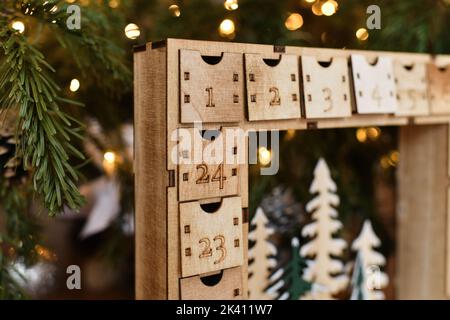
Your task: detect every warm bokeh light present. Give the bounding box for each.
[103,151,117,175]
[356,128,367,143]
[11,21,25,33]
[124,23,140,39]
[285,13,304,31]
[108,0,120,8]
[69,79,80,92]
[258,147,272,166]
[305,0,316,3]
[356,27,369,41]
[389,150,400,165]
[169,4,181,17]
[321,1,337,16]
[311,1,323,15]
[224,0,239,11]
[366,127,381,140]
[104,151,117,164]
[219,19,235,37]
[285,129,296,140]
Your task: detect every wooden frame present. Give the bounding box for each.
[134,39,450,300]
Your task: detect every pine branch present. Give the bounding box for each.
[0,28,85,215]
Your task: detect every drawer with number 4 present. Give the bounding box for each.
[177,127,243,202]
[350,54,398,114]
[179,197,244,277]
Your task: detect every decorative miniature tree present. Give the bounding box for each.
[300,158,348,299]
[248,207,278,300]
[351,220,389,300]
[266,237,312,300]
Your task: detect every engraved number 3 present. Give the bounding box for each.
[213,235,226,264]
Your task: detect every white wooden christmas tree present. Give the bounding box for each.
[351,220,389,300]
[300,158,348,299]
[248,207,278,300]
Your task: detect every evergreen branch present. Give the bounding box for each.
[0,27,85,216]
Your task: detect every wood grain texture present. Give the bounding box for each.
[180,267,244,300]
[245,53,301,121]
[351,54,398,114]
[180,50,244,123]
[179,197,244,277]
[301,55,352,119]
[394,61,429,116]
[397,125,448,299]
[428,63,450,115]
[134,45,168,299]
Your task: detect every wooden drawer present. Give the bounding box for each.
[179,197,244,278]
[428,63,450,115]
[177,127,242,202]
[245,53,301,121]
[180,50,244,123]
[394,61,429,116]
[301,55,352,119]
[351,54,398,114]
[180,267,243,300]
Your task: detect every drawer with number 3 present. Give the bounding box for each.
[179,197,244,277]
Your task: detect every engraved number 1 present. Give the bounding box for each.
[206,87,215,107]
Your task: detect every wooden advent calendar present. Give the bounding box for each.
[134,39,450,300]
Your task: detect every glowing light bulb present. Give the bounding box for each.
[69,79,80,92]
[356,128,367,143]
[224,0,238,11]
[285,13,304,31]
[169,4,181,17]
[219,19,235,37]
[125,23,140,39]
[104,151,116,164]
[356,28,369,41]
[258,147,272,166]
[321,1,336,16]
[11,21,25,33]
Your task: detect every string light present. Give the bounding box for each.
[356,28,369,41]
[224,0,238,11]
[321,1,337,16]
[11,21,25,33]
[285,129,296,141]
[356,128,367,143]
[124,23,140,39]
[69,79,80,92]
[389,150,400,165]
[108,0,120,8]
[169,4,181,17]
[219,19,235,37]
[285,13,304,31]
[311,2,323,16]
[258,147,272,166]
[366,127,381,140]
[103,151,117,175]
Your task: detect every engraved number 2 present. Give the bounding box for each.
[269,87,281,106]
[199,238,213,259]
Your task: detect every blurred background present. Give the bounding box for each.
[0,0,449,299]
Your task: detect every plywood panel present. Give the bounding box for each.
[397,125,448,299]
[428,63,450,115]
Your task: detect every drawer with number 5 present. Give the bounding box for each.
[179,197,244,277]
